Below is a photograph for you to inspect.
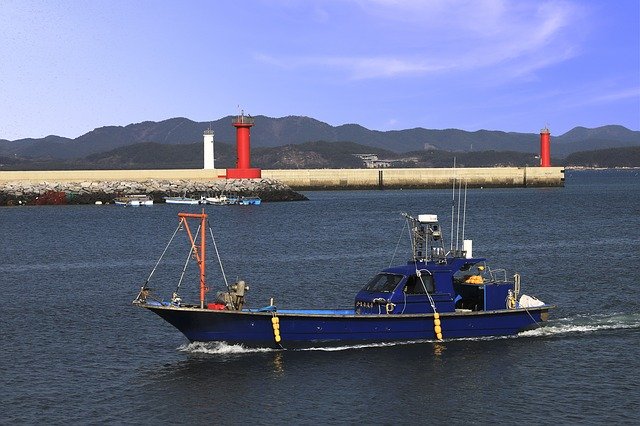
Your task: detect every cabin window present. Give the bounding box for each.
[404,275,434,294]
[363,273,403,293]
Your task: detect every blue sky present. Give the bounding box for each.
[1,0,638,140]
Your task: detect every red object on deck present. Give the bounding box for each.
[226,112,262,179]
[207,303,226,310]
[540,127,551,167]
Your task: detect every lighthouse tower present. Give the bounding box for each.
[203,128,214,170]
[226,111,261,179]
[540,127,551,167]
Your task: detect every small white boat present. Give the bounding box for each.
[203,193,261,206]
[163,196,201,205]
[114,195,154,206]
[204,194,231,205]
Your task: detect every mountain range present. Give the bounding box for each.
[1,116,638,161]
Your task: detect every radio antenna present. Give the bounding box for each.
[456,179,462,252]
[462,181,468,242]
[450,157,456,252]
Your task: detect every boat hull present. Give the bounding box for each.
[142,305,552,349]
[164,198,200,205]
[114,196,153,206]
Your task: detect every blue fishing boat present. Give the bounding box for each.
[134,210,552,349]
[237,196,261,205]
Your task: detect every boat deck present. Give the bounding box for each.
[273,309,355,315]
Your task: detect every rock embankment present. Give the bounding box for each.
[0,178,307,206]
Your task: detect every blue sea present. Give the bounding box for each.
[1,169,639,424]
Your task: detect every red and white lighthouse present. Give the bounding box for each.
[226,111,261,179]
[539,127,551,167]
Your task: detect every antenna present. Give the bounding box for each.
[461,181,468,242]
[456,179,462,252]
[450,157,456,252]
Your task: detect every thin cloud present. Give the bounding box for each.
[258,0,587,80]
[318,56,450,79]
[590,88,640,104]
[530,83,640,112]
[254,53,451,79]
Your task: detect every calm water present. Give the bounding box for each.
[1,169,639,424]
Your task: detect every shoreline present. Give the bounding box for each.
[0,166,566,206]
[0,177,307,206]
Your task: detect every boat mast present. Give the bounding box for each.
[178,210,208,308]
[403,213,445,262]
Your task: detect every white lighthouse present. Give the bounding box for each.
[203,128,214,170]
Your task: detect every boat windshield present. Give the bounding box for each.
[362,273,404,293]
[403,275,434,294]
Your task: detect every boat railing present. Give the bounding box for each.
[488,267,509,283]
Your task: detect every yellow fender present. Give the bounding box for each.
[271,315,281,343]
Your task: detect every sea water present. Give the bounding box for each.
[1,169,639,424]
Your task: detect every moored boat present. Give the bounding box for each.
[163,194,201,205]
[237,196,261,205]
[203,194,261,205]
[114,194,153,206]
[203,194,231,205]
[134,209,553,349]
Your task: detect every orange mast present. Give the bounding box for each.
[178,210,208,308]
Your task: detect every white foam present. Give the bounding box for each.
[178,341,275,354]
[299,340,427,352]
[519,312,640,338]
[180,339,435,354]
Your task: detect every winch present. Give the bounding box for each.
[216,280,249,310]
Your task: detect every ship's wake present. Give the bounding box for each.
[519,312,640,338]
[178,341,276,355]
[299,340,424,352]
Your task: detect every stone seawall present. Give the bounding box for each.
[0,177,306,206]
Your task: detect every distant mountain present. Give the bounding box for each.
[552,125,640,156]
[12,139,635,171]
[1,116,638,160]
[3,139,640,170]
[563,146,640,168]
[0,135,73,159]
[83,141,226,169]
[555,125,639,144]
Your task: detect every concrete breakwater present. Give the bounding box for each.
[263,166,565,189]
[0,166,564,205]
[0,177,306,206]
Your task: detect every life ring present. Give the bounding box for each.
[386,302,396,314]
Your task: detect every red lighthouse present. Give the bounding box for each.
[226,111,261,179]
[540,127,551,167]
